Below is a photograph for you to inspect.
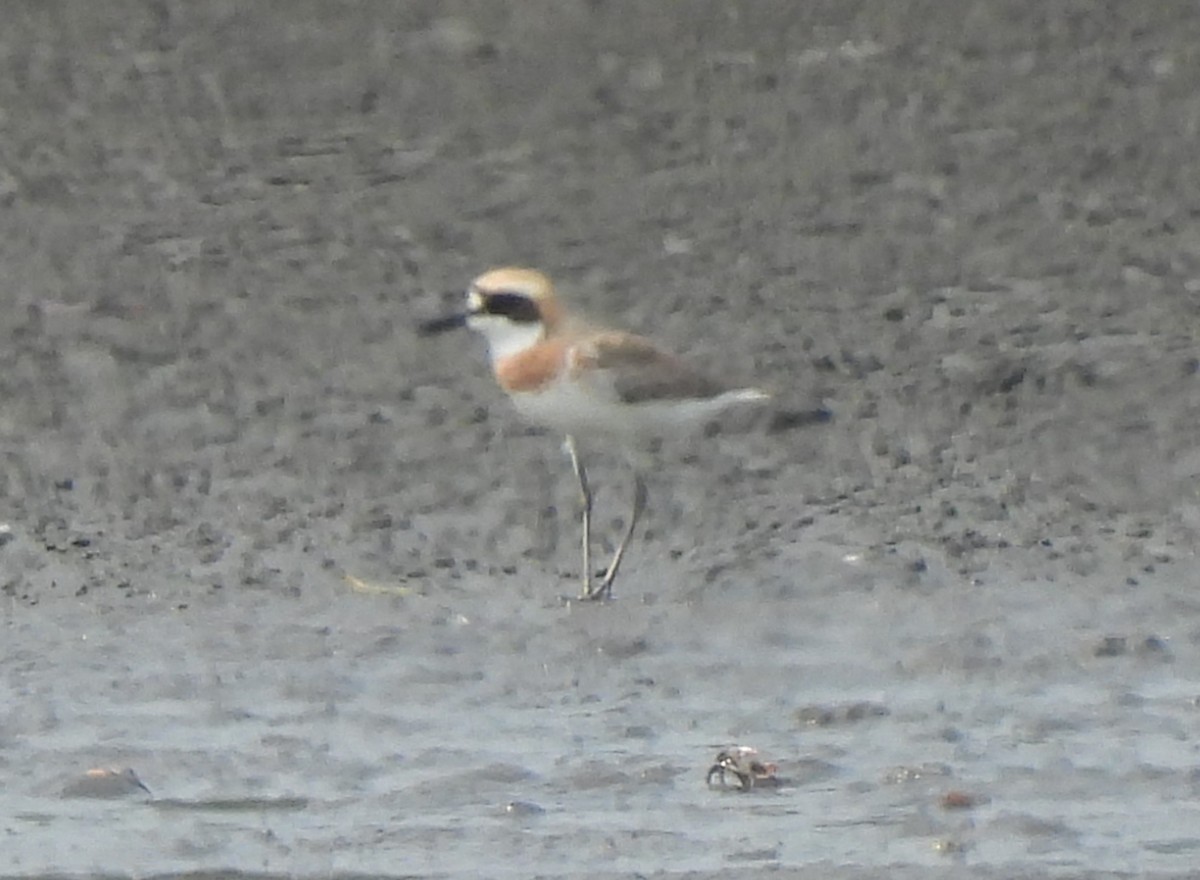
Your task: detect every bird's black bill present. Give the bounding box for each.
[418,313,469,336]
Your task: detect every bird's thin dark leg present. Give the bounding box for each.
[589,472,647,601]
[564,435,593,599]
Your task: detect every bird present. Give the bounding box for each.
[419,267,769,601]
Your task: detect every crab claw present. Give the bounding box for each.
[706,762,724,787]
[707,750,753,791]
[706,761,745,789]
[707,746,777,791]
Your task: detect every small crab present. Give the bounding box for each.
[706,746,779,791]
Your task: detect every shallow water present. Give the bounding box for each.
[5,543,1198,878]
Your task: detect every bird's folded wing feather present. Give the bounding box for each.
[571,332,727,404]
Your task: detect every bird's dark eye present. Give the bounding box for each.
[483,292,541,323]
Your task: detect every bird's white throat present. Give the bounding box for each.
[467,314,546,362]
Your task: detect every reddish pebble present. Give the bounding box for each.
[940,789,980,810]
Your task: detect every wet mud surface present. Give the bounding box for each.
[2,3,1199,878]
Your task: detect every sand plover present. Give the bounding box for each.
[419,267,769,601]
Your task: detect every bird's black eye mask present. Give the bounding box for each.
[418,289,542,337]
[478,292,541,324]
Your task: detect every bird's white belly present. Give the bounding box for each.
[508,379,755,440]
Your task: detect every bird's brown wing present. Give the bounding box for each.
[572,331,727,404]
